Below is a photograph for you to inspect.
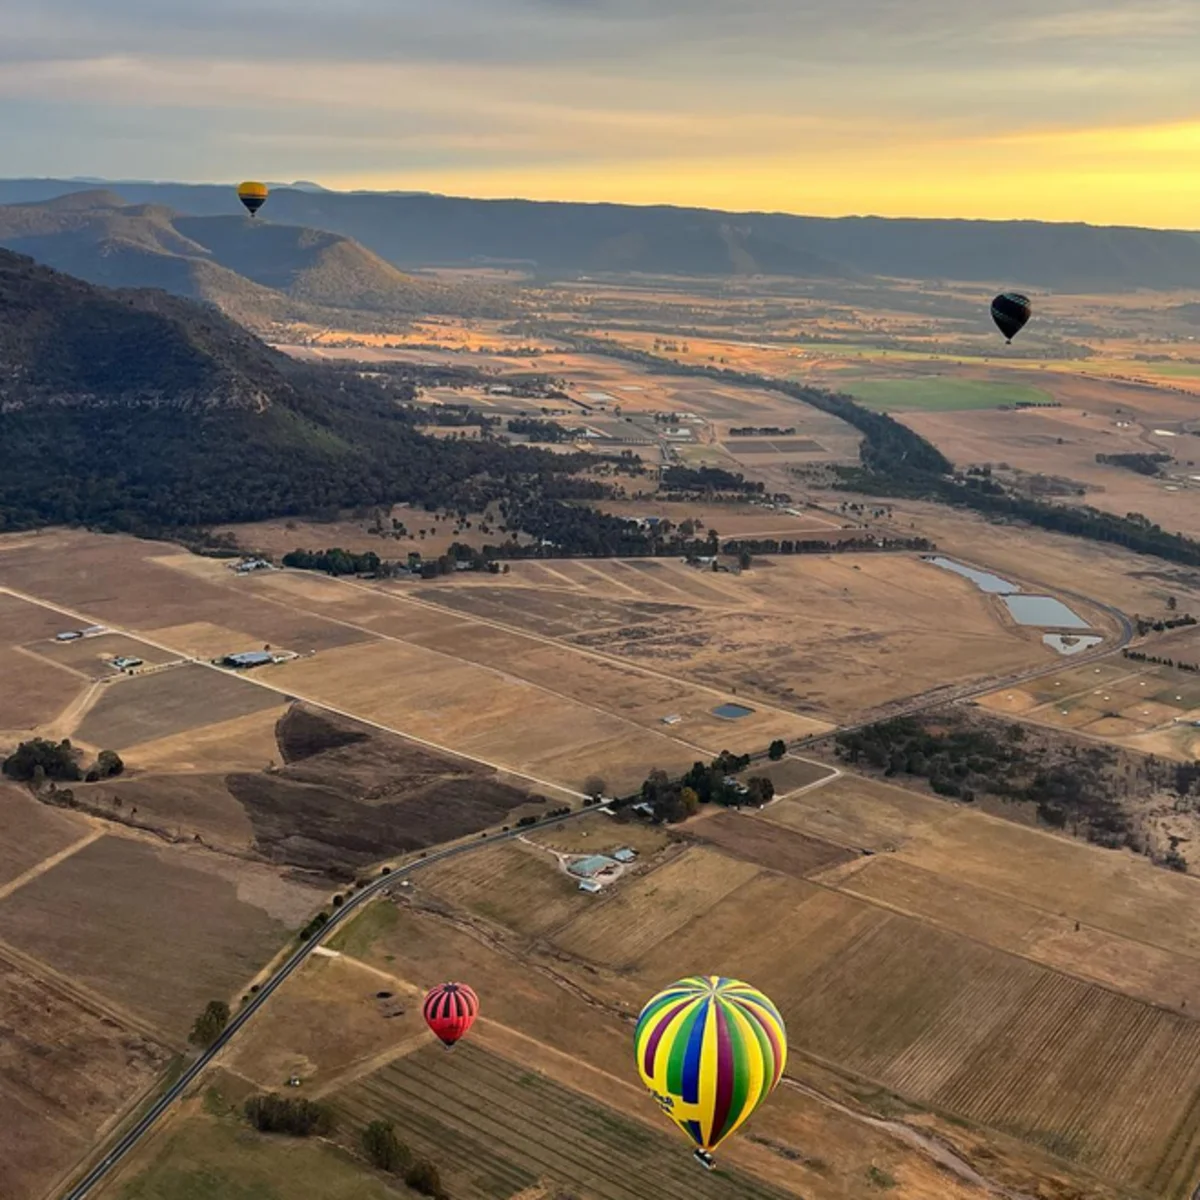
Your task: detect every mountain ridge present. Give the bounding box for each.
[0,179,1197,289]
[0,192,514,327]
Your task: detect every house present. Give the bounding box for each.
[612,848,637,864]
[223,650,274,669]
[567,855,617,880]
[578,879,603,894]
[110,656,143,671]
[723,776,750,797]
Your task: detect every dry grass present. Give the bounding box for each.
[692,810,857,878]
[0,646,87,733]
[74,664,283,751]
[550,846,761,967]
[0,946,170,1200]
[0,782,93,886]
[421,842,589,937]
[0,835,319,1037]
[27,632,175,678]
[336,1040,789,1200]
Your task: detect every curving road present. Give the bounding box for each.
[60,566,1135,1199]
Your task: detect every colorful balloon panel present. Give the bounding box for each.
[634,976,786,1153]
[423,981,479,1047]
[236,181,269,216]
[991,291,1031,342]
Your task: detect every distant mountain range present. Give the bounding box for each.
[2,178,1199,291]
[0,191,512,328]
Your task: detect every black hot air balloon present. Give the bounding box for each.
[991,292,1031,343]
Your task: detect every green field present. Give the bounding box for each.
[106,1112,410,1200]
[845,377,1056,412]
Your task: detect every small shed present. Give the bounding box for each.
[612,848,637,864]
[55,631,82,642]
[224,650,274,669]
[111,656,143,671]
[578,879,603,894]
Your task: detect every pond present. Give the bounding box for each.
[1003,595,1090,629]
[1043,634,1104,656]
[924,556,1019,595]
[713,703,755,719]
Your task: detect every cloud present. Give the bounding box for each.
[1,0,1198,224]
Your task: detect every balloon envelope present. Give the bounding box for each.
[423,982,479,1047]
[991,292,1031,342]
[634,975,786,1154]
[237,181,269,217]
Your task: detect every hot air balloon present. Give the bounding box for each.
[423,982,479,1049]
[634,975,786,1169]
[237,181,269,217]
[991,292,1031,343]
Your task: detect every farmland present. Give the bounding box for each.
[0,947,170,1200]
[844,377,1055,412]
[337,1041,789,1200]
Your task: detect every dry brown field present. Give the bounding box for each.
[0,834,319,1038]
[0,946,170,1200]
[26,631,176,678]
[550,845,761,968]
[0,782,94,887]
[691,809,857,877]
[0,646,87,733]
[74,663,283,751]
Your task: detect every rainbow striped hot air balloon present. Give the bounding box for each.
[634,975,786,1168]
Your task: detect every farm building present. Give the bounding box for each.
[612,848,637,864]
[81,625,107,637]
[567,855,617,880]
[55,631,82,642]
[661,714,682,725]
[222,651,274,669]
[578,880,603,894]
[110,656,143,671]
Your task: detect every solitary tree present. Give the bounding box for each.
[405,1158,448,1199]
[189,1000,231,1048]
[582,775,607,801]
[768,739,787,761]
[362,1120,412,1173]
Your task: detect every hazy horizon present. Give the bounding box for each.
[3,0,1198,228]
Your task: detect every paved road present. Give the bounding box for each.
[60,569,1135,1198]
[60,806,596,1200]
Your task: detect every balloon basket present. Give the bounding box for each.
[442,1042,456,1053]
[693,1150,716,1171]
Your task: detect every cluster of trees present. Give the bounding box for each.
[282,547,385,576]
[634,752,774,822]
[244,1093,335,1137]
[1095,452,1172,476]
[299,910,330,941]
[408,403,497,429]
[1133,613,1197,635]
[506,417,584,442]
[1,738,124,785]
[189,1000,231,1048]
[362,1120,448,1198]
[720,535,933,556]
[661,465,765,496]
[1123,649,1200,672]
[834,716,1129,845]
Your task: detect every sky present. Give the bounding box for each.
[2,0,1199,227]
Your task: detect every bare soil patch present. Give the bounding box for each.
[226,706,540,876]
[692,810,857,877]
[0,835,313,1037]
[75,664,282,751]
[0,946,170,1200]
[0,782,92,886]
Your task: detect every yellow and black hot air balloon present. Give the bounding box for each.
[236,181,269,218]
